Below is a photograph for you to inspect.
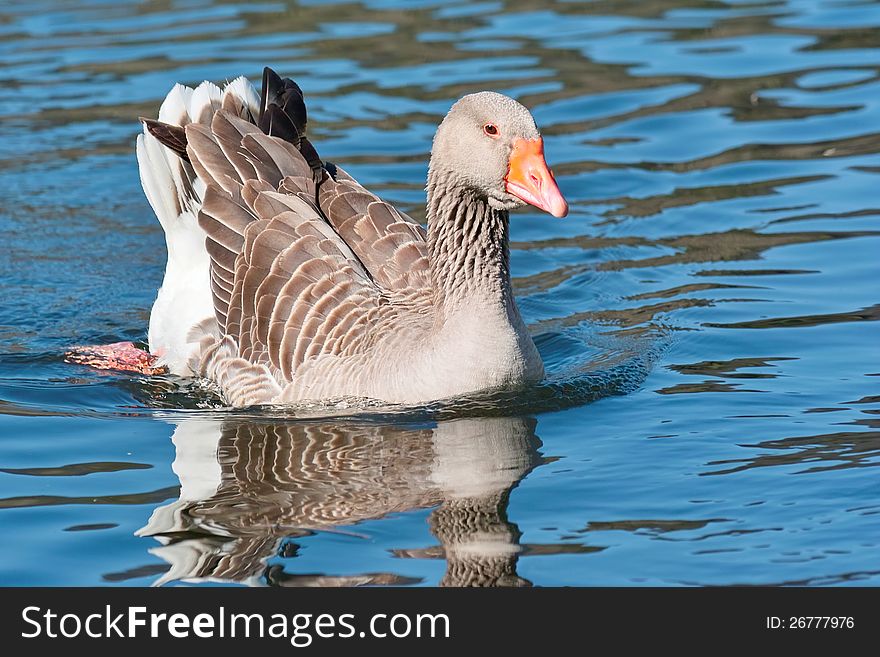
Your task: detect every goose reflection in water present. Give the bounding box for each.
[137,416,543,587]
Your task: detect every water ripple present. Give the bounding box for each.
[1,0,878,586]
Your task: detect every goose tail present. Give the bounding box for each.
[136,77,259,374]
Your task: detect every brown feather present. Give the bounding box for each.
[141,118,190,162]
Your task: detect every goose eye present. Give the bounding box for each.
[483,123,499,137]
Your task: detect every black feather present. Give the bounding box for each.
[281,85,307,134]
[258,67,329,185]
[259,67,284,120]
[259,67,308,143]
[262,105,300,145]
[299,138,324,183]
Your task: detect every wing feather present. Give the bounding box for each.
[317,170,430,292]
[160,68,432,400]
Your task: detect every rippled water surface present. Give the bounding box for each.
[1,0,879,586]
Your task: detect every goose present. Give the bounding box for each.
[78,68,568,406]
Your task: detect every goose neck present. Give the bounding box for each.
[426,171,513,314]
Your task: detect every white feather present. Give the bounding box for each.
[189,80,222,124]
[138,76,260,374]
[157,83,193,124]
[223,75,260,116]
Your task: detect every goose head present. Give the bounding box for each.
[429,91,568,218]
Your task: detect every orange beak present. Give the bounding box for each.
[504,137,568,218]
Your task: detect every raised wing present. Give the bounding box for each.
[144,68,432,386]
[188,112,383,383]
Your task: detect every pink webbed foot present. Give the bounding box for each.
[64,341,167,376]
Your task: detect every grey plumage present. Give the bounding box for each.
[141,68,562,405]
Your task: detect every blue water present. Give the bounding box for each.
[1,0,878,586]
